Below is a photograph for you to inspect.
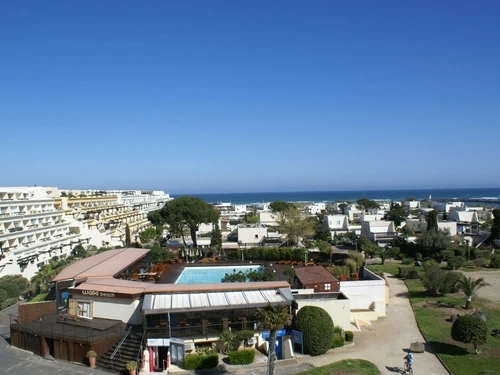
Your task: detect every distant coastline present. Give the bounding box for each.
[173,187,500,206]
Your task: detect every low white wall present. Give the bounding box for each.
[340,268,386,317]
[295,297,351,331]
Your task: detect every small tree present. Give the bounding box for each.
[219,330,235,354]
[376,247,391,265]
[455,276,490,310]
[283,265,296,285]
[255,304,291,375]
[451,315,487,354]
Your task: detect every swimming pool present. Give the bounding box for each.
[175,265,263,284]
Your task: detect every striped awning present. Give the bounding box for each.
[143,287,293,314]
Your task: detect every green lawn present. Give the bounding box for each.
[406,279,500,375]
[366,262,401,276]
[294,359,380,375]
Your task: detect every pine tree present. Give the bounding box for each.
[125,224,131,247]
[427,210,438,232]
[210,222,222,251]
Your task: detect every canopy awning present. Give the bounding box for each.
[143,287,293,314]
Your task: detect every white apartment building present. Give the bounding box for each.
[430,201,464,213]
[0,187,83,279]
[113,190,172,213]
[0,186,168,279]
[361,220,396,242]
[345,205,363,223]
[306,202,326,215]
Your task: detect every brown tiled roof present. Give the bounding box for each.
[295,266,338,285]
[53,248,150,282]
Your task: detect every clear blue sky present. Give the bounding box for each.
[1,1,499,194]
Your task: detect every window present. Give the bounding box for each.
[78,301,92,318]
[324,283,331,291]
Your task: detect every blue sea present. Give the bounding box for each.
[173,188,500,206]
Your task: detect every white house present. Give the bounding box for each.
[404,201,421,209]
[237,223,268,247]
[361,220,396,242]
[361,213,384,222]
[332,202,347,213]
[345,205,363,222]
[430,201,464,213]
[324,215,349,232]
[258,211,278,226]
[447,211,480,234]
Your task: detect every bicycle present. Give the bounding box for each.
[403,360,414,375]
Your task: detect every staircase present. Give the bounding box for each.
[96,328,143,373]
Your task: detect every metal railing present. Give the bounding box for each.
[147,320,261,340]
[110,326,133,360]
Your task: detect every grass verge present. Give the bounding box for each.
[406,279,500,375]
[294,359,380,375]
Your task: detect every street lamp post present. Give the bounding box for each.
[467,240,471,263]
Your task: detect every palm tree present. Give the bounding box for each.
[455,276,490,309]
[218,329,235,355]
[255,304,292,375]
[31,264,57,294]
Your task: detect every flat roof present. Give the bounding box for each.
[145,280,290,294]
[295,266,338,285]
[53,248,150,282]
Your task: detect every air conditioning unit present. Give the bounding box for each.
[184,342,195,351]
[247,337,256,345]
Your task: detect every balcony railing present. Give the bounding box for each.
[147,320,261,340]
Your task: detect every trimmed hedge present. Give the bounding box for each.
[331,335,345,348]
[345,330,354,342]
[402,257,414,265]
[228,349,255,365]
[236,330,255,341]
[0,297,18,310]
[490,254,500,268]
[294,306,334,356]
[184,353,219,370]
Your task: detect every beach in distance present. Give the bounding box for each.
[175,187,500,205]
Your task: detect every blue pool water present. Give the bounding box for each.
[175,265,263,284]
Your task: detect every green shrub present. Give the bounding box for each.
[447,255,466,270]
[0,289,7,304]
[333,325,344,337]
[345,330,354,342]
[347,251,364,267]
[236,330,255,342]
[402,257,414,265]
[398,266,418,279]
[440,250,454,260]
[331,335,345,348]
[344,259,357,274]
[30,293,47,303]
[471,258,487,267]
[294,306,334,356]
[390,246,400,259]
[184,353,219,370]
[0,283,21,299]
[490,254,500,268]
[0,275,29,292]
[228,349,255,365]
[0,297,18,310]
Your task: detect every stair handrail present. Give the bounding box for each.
[110,325,134,360]
[135,330,146,367]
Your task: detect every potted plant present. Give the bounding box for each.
[126,361,138,375]
[86,350,97,368]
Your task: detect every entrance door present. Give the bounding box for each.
[170,343,184,365]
